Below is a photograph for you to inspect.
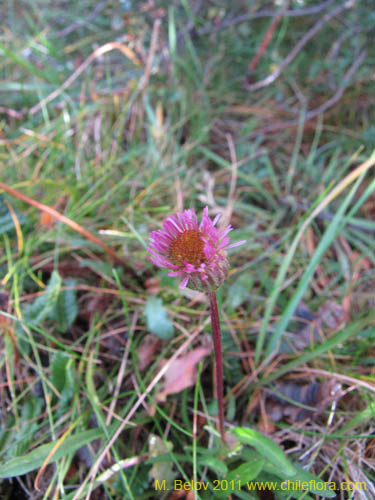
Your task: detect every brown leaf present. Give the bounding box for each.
[137,334,162,371]
[145,277,160,295]
[168,490,187,499]
[291,301,346,350]
[157,347,211,402]
[40,211,55,229]
[264,380,342,423]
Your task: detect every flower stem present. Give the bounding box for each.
[209,290,226,443]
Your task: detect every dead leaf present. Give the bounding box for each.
[156,347,211,402]
[137,334,161,371]
[145,277,160,295]
[264,380,342,423]
[168,490,187,499]
[291,301,346,350]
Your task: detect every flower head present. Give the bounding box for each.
[148,207,246,291]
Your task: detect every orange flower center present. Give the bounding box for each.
[169,229,206,266]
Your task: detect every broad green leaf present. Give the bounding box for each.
[226,392,236,421]
[260,461,336,498]
[228,274,253,310]
[282,465,337,498]
[78,259,115,277]
[49,278,78,332]
[0,398,44,460]
[232,427,296,477]
[145,296,174,340]
[51,352,70,393]
[240,448,263,462]
[50,352,76,406]
[340,402,375,434]
[15,399,44,456]
[86,352,110,440]
[226,458,264,483]
[0,427,107,478]
[199,456,228,475]
[0,213,28,235]
[23,271,62,326]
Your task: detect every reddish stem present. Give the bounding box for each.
[209,290,226,443]
[247,0,290,73]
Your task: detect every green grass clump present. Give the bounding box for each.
[1,1,374,499]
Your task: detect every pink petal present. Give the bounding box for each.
[218,236,230,249]
[168,271,183,277]
[212,213,221,226]
[220,225,233,239]
[179,276,189,289]
[226,240,246,249]
[163,219,182,235]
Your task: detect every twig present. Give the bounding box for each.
[72,324,206,500]
[0,106,25,119]
[326,26,363,61]
[220,134,238,229]
[29,42,141,115]
[308,49,367,116]
[0,182,141,287]
[294,367,375,395]
[105,312,139,426]
[245,0,355,91]
[198,0,336,36]
[138,19,161,92]
[56,0,110,37]
[248,49,367,136]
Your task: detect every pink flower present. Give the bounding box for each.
[148,207,246,291]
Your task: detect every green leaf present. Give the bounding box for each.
[262,169,370,360]
[78,259,115,277]
[50,352,76,406]
[258,314,375,387]
[226,392,236,421]
[17,399,44,455]
[145,296,174,340]
[0,427,107,478]
[340,402,375,434]
[227,274,253,310]
[148,435,176,488]
[232,427,296,477]
[0,398,44,460]
[23,271,62,326]
[283,465,337,498]
[259,462,336,498]
[0,42,59,82]
[49,278,78,332]
[0,213,28,235]
[199,456,228,475]
[226,458,264,483]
